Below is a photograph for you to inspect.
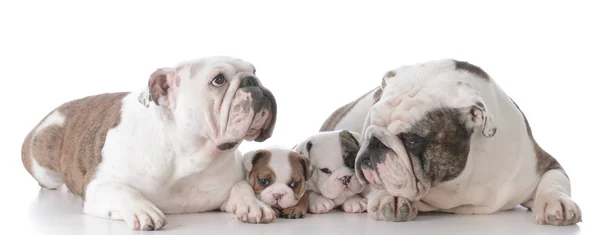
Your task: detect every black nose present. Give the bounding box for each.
[368,137,387,150]
[341,175,351,185]
[240,76,260,88]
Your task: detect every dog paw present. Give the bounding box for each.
[534,194,582,226]
[110,199,167,230]
[279,204,308,219]
[309,193,335,214]
[367,194,417,222]
[342,196,367,213]
[231,196,276,224]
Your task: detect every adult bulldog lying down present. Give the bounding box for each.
[21,56,278,230]
[321,59,582,226]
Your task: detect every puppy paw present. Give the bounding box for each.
[280,204,308,219]
[367,194,417,222]
[533,194,582,226]
[342,195,367,213]
[231,196,277,224]
[110,199,167,231]
[309,193,335,214]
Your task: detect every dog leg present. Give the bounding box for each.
[532,169,582,226]
[83,180,166,230]
[363,186,417,222]
[308,191,335,214]
[342,194,367,213]
[221,180,276,224]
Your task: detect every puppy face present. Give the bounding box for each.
[138,56,277,151]
[355,59,497,201]
[294,130,364,202]
[243,148,313,209]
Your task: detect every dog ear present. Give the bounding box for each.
[465,100,497,138]
[137,68,177,108]
[297,154,314,180]
[292,140,312,158]
[339,130,361,169]
[242,150,269,174]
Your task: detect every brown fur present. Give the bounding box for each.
[248,151,275,195]
[288,152,310,200]
[319,87,379,132]
[279,193,309,219]
[510,99,564,176]
[21,92,128,197]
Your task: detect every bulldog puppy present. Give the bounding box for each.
[243,148,313,219]
[293,130,367,214]
[21,56,278,230]
[321,59,582,226]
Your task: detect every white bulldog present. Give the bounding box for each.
[293,130,367,214]
[321,59,582,226]
[21,56,278,230]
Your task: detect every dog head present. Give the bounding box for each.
[137,56,277,151]
[355,59,497,201]
[293,130,364,202]
[243,148,314,209]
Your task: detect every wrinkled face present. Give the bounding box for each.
[294,130,365,203]
[355,59,497,201]
[146,56,277,151]
[245,149,312,209]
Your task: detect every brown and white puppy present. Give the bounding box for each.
[293,130,367,214]
[321,59,582,226]
[21,56,278,230]
[243,147,314,219]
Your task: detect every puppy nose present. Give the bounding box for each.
[273,193,284,201]
[341,175,352,185]
[240,76,260,88]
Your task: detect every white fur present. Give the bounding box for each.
[294,130,367,213]
[69,57,277,230]
[30,111,65,189]
[330,59,581,225]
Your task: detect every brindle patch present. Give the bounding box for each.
[401,108,473,185]
[453,60,490,80]
[22,92,128,197]
[510,99,563,176]
[288,152,311,200]
[339,130,360,169]
[248,151,275,195]
[320,87,379,132]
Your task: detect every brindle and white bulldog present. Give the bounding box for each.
[21,56,278,230]
[321,59,582,226]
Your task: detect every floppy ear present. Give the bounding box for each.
[292,140,313,157]
[465,100,497,138]
[297,154,315,180]
[339,130,361,169]
[242,150,266,174]
[137,68,177,108]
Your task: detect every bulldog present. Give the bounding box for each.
[21,56,278,230]
[293,130,367,214]
[320,59,582,226]
[242,147,313,219]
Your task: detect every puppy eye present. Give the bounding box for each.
[289,181,299,188]
[258,178,270,186]
[320,168,332,174]
[211,74,226,87]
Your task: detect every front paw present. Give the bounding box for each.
[342,196,367,213]
[367,194,417,222]
[110,199,167,230]
[309,194,335,214]
[279,204,308,219]
[232,196,277,224]
[533,194,582,226]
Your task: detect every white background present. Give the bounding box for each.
[0,0,598,234]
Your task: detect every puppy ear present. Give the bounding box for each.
[339,130,361,168]
[242,150,268,173]
[292,140,312,158]
[298,154,315,180]
[465,101,497,138]
[146,68,177,107]
[137,86,152,108]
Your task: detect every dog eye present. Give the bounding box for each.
[258,178,270,186]
[320,168,332,174]
[399,133,426,154]
[211,74,226,87]
[289,181,299,188]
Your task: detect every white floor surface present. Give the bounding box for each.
[3,182,594,235]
